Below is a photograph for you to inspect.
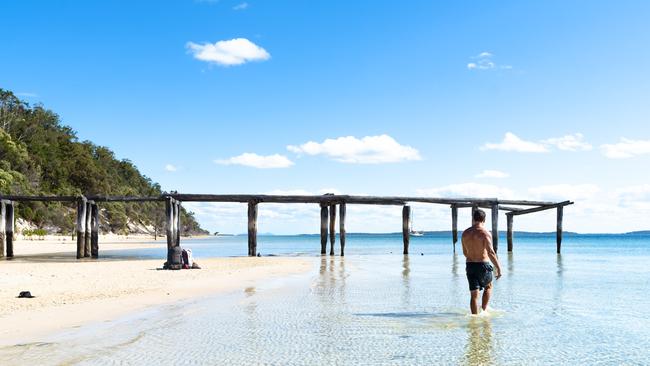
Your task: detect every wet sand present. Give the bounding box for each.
[0,240,312,346]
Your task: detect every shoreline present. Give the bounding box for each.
[0,241,312,346]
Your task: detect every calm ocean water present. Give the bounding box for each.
[3,233,650,365]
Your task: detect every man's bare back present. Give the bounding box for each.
[462,225,496,263]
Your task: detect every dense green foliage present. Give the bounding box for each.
[0,89,206,235]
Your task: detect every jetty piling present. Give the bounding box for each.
[84,201,92,257]
[339,203,346,256]
[507,213,514,252]
[5,201,13,258]
[0,200,6,258]
[402,205,411,255]
[0,193,573,259]
[248,201,258,256]
[76,197,87,259]
[557,206,563,254]
[329,204,336,256]
[91,203,99,258]
[491,203,499,252]
[451,204,458,252]
[165,197,174,261]
[175,201,181,247]
[320,204,328,255]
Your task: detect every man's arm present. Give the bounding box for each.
[484,232,502,279]
[461,232,468,257]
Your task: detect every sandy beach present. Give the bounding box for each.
[0,239,312,346]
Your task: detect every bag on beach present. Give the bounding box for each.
[182,248,193,268]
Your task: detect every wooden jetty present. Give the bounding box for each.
[0,194,573,259]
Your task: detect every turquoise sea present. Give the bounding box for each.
[3,233,650,365]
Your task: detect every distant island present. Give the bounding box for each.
[0,89,207,236]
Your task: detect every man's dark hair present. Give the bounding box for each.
[473,209,486,223]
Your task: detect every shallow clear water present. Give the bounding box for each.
[3,234,650,365]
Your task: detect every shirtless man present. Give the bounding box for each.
[462,209,503,314]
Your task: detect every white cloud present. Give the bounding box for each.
[481,132,549,153]
[164,164,177,172]
[482,132,595,153]
[287,135,421,164]
[233,2,248,10]
[475,170,509,179]
[467,51,511,70]
[527,184,600,202]
[215,153,293,169]
[601,138,650,159]
[417,183,515,199]
[186,38,270,66]
[542,133,593,151]
[615,184,650,210]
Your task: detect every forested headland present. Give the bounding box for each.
[0,89,207,236]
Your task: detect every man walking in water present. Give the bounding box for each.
[462,209,503,314]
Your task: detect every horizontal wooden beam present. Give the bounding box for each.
[0,195,78,202]
[508,201,574,216]
[88,196,163,202]
[453,203,523,212]
[0,194,569,208]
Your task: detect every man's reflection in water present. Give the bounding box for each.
[464,318,494,366]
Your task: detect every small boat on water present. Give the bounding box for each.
[410,230,424,237]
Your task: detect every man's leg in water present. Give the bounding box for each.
[481,282,493,311]
[470,290,480,314]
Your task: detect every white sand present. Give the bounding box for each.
[0,240,312,346]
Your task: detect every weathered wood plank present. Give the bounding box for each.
[510,201,574,216]
[84,201,92,257]
[174,202,181,247]
[5,202,13,258]
[557,206,563,254]
[451,204,458,250]
[248,201,258,256]
[0,195,77,202]
[0,201,6,258]
[165,198,174,253]
[91,203,99,258]
[402,205,411,255]
[507,214,513,252]
[339,203,346,256]
[491,203,499,252]
[329,204,336,256]
[75,198,87,259]
[88,196,162,202]
[320,205,328,255]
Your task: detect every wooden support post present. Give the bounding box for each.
[451,204,458,252]
[320,205,328,255]
[91,203,99,258]
[5,202,14,258]
[339,202,346,256]
[556,206,563,254]
[248,201,258,256]
[175,202,181,247]
[84,201,92,257]
[491,203,499,253]
[329,204,336,256]
[402,205,411,255]
[507,214,513,252]
[75,197,87,259]
[165,198,174,262]
[0,201,5,258]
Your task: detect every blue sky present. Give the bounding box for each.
[2,0,649,234]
